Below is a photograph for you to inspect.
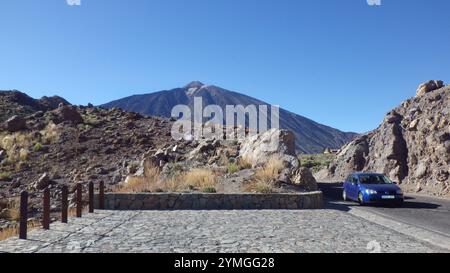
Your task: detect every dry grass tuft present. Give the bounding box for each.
[6,200,20,221]
[244,180,274,194]
[115,176,155,193]
[254,155,284,183]
[237,156,253,170]
[114,164,218,193]
[40,122,59,144]
[182,169,217,191]
[0,199,20,221]
[0,221,40,241]
[114,161,163,193]
[245,155,284,194]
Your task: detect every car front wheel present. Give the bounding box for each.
[358,192,365,206]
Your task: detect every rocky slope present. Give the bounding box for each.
[102,81,357,154]
[0,90,69,123]
[0,90,317,231]
[323,80,450,197]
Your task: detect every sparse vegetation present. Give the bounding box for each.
[40,122,59,144]
[0,199,20,221]
[0,221,40,241]
[0,172,12,181]
[237,156,253,170]
[227,163,239,174]
[254,155,284,183]
[244,155,284,194]
[114,162,218,193]
[18,148,29,161]
[298,154,335,173]
[182,169,217,191]
[33,142,43,152]
[244,180,274,194]
[202,187,217,193]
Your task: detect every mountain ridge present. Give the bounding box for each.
[102,82,357,153]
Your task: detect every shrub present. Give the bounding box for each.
[298,154,335,173]
[34,142,43,152]
[202,187,217,193]
[227,163,239,174]
[0,172,12,181]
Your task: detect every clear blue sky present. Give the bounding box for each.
[0,0,449,133]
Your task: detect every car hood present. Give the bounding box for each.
[360,184,400,191]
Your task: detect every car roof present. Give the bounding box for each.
[351,172,384,177]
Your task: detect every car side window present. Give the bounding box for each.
[352,176,358,184]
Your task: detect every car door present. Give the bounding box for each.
[343,175,355,200]
[348,175,359,200]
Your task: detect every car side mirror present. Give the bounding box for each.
[392,181,397,185]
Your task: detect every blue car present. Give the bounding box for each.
[343,173,404,206]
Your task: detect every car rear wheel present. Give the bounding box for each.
[343,190,349,201]
[358,192,365,206]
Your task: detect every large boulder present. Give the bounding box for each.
[239,129,298,171]
[416,80,444,97]
[4,115,27,132]
[33,173,50,190]
[291,167,318,191]
[54,105,83,124]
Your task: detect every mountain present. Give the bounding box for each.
[322,80,449,197]
[0,90,69,122]
[101,81,357,154]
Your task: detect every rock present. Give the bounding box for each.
[4,115,27,132]
[291,167,318,191]
[436,170,449,182]
[239,129,298,170]
[408,119,419,131]
[416,80,444,97]
[33,173,50,190]
[326,82,450,196]
[54,105,83,124]
[384,111,402,124]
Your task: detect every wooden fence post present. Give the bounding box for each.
[19,191,28,240]
[61,185,68,223]
[76,183,82,218]
[42,188,50,230]
[88,182,94,213]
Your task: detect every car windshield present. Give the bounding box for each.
[358,174,393,184]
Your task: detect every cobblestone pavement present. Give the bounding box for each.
[0,210,445,253]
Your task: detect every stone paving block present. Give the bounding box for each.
[0,209,446,253]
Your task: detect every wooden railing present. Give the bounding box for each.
[18,181,105,240]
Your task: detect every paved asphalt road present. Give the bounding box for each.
[318,182,450,238]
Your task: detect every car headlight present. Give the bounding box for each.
[396,189,403,195]
[365,189,378,195]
